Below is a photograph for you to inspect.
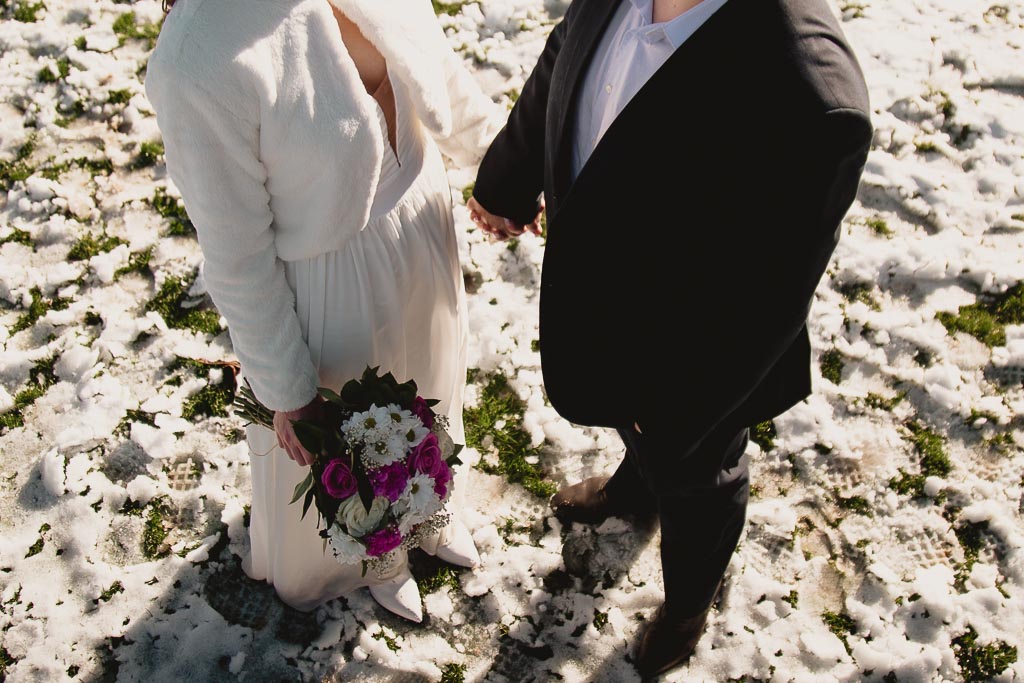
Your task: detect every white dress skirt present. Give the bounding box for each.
[241,75,470,612]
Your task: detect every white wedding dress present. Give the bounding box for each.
[241,73,473,617]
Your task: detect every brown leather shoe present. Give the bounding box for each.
[634,601,715,679]
[549,476,632,524]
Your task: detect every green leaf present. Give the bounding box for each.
[447,444,464,466]
[352,453,375,509]
[290,470,314,504]
[292,420,326,455]
[301,488,315,520]
[318,387,349,406]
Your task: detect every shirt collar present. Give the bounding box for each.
[625,0,728,49]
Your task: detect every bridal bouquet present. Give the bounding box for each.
[232,366,462,575]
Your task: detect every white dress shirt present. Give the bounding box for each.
[571,0,730,181]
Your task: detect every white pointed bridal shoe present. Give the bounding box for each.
[368,551,423,623]
[425,518,480,568]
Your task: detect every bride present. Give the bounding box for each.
[145,0,510,621]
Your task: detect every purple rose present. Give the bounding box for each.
[321,458,357,499]
[408,433,444,477]
[369,460,410,502]
[433,461,453,499]
[411,396,434,428]
[365,525,403,557]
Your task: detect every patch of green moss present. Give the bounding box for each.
[181,385,232,421]
[142,501,170,559]
[906,420,951,478]
[834,490,873,517]
[145,275,223,335]
[149,187,194,236]
[864,391,906,411]
[112,11,162,48]
[461,182,474,205]
[0,356,57,429]
[439,663,466,683]
[0,227,33,247]
[134,140,164,169]
[417,564,461,597]
[10,286,71,333]
[781,590,798,608]
[37,56,70,83]
[865,216,892,237]
[952,626,1017,681]
[372,627,401,652]
[937,282,1024,347]
[838,281,878,309]
[465,371,557,498]
[496,517,533,547]
[914,140,938,153]
[13,0,44,22]
[750,420,776,452]
[0,646,18,679]
[592,609,609,631]
[114,409,156,438]
[67,232,127,261]
[953,520,990,591]
[820,348,844,385]
[84,310,102,326]
[96,581,124,603]
[107,89,132,106]
[984,432,1015,455]
[822,610,856,655]
[114,247,153,280]
[0,134,37,190]
[24,523,50,558]
[888,421,951,498]
[432,0,467,15]
[73,35,86,50]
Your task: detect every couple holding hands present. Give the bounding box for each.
[145,0,871,676]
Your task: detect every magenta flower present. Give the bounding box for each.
[321,458,357,499]
[369,460,410,502]
[408,433,444,477]
[433,461,453,499]
[365,525,403,557]
[410,396,434,428]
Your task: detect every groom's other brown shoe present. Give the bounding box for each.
[634,601,715,679]
[550,476,631,524]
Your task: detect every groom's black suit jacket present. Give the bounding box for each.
[474,0,873,460]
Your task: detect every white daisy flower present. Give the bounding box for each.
[361,434,407,467]
[406,473,443,520]
[327,524,366,564]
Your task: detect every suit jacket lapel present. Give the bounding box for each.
[561,0,746,199]
[549,0,623,201]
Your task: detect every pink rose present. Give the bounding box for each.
[433,461,453,499]
[409,433,444,477]
[411,396,434,428]
[321,458,357,499]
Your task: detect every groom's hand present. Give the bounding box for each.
[274,396,323,467]
[468,196,543,241]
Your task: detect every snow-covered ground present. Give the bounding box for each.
[1,0,1022,681]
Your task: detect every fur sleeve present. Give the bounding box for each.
[145,62,319,412]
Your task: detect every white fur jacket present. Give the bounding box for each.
[144,0,505,411]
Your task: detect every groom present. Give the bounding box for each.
[468,0,872,676]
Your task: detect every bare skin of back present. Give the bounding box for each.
[330,5,398,156]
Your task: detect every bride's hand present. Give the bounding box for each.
[274,396,323,467]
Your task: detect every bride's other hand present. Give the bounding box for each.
[274,396,323,466]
